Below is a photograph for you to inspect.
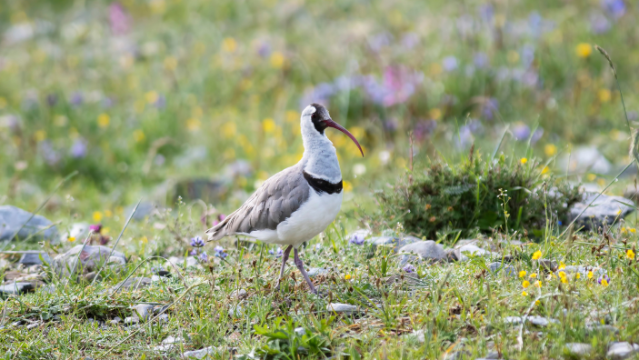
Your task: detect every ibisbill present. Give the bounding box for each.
[207,103,364,293]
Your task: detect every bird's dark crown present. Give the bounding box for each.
[310,103,329,134]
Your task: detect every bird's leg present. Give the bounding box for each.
[293,248,317,294]
[275,245,293,291]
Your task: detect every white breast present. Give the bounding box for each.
[245,190,343,247]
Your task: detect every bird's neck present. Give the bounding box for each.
[301,135,342,184]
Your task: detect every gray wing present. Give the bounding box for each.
[206,164,310,240]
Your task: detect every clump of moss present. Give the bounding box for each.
[375,152,581,240]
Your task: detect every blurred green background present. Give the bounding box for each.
[0,0,636,223]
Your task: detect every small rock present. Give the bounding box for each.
[307,267,329,278]
[0,258,10,270]
[527,315,559,327]
[151,275,161,282]
[443,351,470,360]
[558,146,612,175]
[585,323,618,336]
[294,327,306,336]
[132,304,154,320]
[230,289,248,300]
[127,201,157,221]
[162,335,184,344]
[570,194,635,231]
[0,282,35,296]
[18,252,51,266]
[564,343,593,358]
[607,342,639,360]
[326,303,359,313]
[182,346,217,359]
[504,316,523,325]
[186,257,199,268]
[108,317,121,325]
[114,277,152,291]
[124,316,139,325]
[398,241,447,262]
[26,321,41,330]
[158,314,169,323]
[489,262,516,276]
[484,351,500,359]
[368,235,420,253]
[52,245,126,277]
[538,259,558,272]
[453,244,493,261]
[0,205,58,242]
[229,304,242,317]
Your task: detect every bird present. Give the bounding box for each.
[207,103,363,293]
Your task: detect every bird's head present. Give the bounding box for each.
[301,103,364,157]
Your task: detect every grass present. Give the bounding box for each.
[2,0,639,358]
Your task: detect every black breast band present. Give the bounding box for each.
[303,171,343,195]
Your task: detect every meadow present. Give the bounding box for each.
[1,0,639,358]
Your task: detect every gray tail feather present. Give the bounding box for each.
[206,214,232,241]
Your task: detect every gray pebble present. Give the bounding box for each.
[564,343,593,358]
[607,342,639,360]
[326,303,359,313]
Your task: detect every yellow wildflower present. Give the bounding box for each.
[133,130,145,142]
[34,130,47,142]
[429,108,442,120]
[262,118,276,133]
[519,271,527,278]
[601,279,609,287]
[270,51,285,68]
[576,273,581,279]
[286,110,300,122]
[530,273,537,278]
[544,144,557,156]
[344,274,352,280]
[541,166,550,175]
[97,113,110,128]
[576,43,592,58]
[522,291,528,296]
[163,56,178,71]
[559,261,566,270]
[587,271,593,279]
[68,236,76,242]
[598,89,611,103]
[343,180,353,192]
[630,228,637,234]
[105,210,113,218]
[222,37,237,53]
[532,250,542,260]
[520,158,528,165]
[140,236,148,243]
[627,249,636,260]
[93,211,103,222]
[522,280,530,288]
[535,280,542,288]
[535,300,541,306]
[186,118,201,131]
[222,122,237,137]
[145,91,159,104]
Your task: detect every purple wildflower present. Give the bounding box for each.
[478,4,494,23]
[414,120,437,142]
[368,32,393,52]
[190,236,205,248]
[473,52,489,69]
[269,247,283,257]
[481,98,499,120]
[512,123,531,141]
[531,128,544,144]
[39,140,61,166]
[597,274,611,284]
[402,264,415,273]
[218,214,226,221]
[109,2,131,36]
[590,12,611,34]
[257,42,271,57]
[154,94,166,109]
[70,138,88,158]
[528,12,542,37]
[47,94,58,107]
[315,243,321,250]
[384,118,398,132]
[442,56,458,72]
[199,251,208,262]
[214,245,228,259]
[349,233,365,245]
[521,45,535,68]
[401,32,419,49]
[189,249,198,256]
[601,0,625,19]
[70,92,84,107]
[454,125,474,149]
[89,224,102,233]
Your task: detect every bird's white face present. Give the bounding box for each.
[300,103,364,156]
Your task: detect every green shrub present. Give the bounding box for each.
[375,152,582,240]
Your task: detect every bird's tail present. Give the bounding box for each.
[206,213,232,241]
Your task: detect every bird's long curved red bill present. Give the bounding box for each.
[324,119,364,157]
